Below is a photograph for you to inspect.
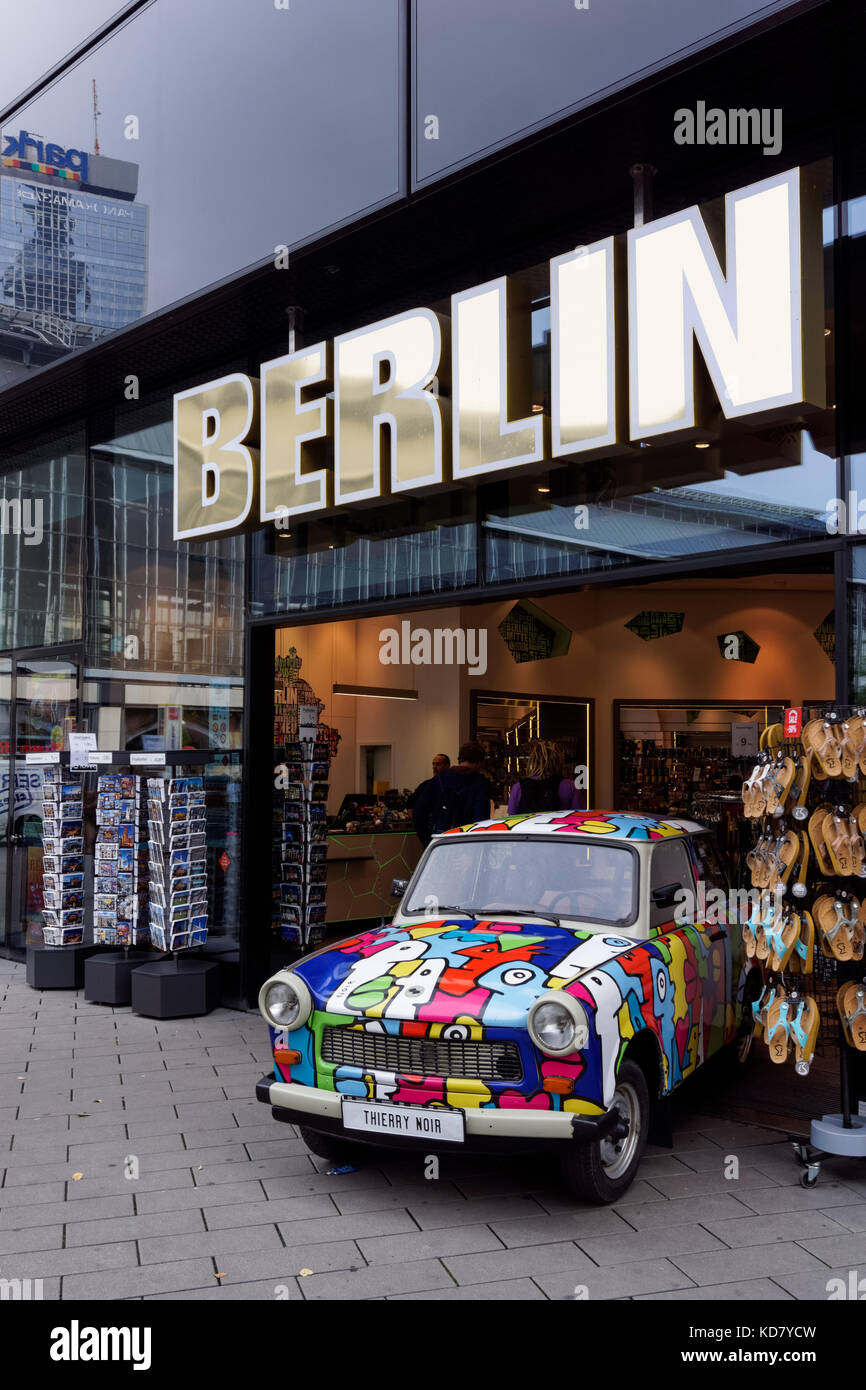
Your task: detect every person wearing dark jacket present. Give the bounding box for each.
[413,741,493,844]
[410,753,451,845]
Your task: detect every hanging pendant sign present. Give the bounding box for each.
[731,721,759,759]
[783,707,803,739]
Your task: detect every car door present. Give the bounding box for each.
[648,836,727,1087]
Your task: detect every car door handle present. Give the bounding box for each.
[706,927,727,942]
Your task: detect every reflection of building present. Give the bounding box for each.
[0,143,146,370]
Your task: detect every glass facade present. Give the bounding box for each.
[0,429,85,648]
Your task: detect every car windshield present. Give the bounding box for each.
[402,836,638,929]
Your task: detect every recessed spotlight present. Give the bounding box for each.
[695,441,710,449]
[531,403,544,413]
[825,328,831,336]
[537,486,550,494]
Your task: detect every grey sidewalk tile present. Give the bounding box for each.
[643,1169,781,1199]
[576,1223,728,1267]
[391,1278,548,1300]
[770,1264,866,1299]
[702,1210,849,1247]
[613,1193,754,1230]
[1,1195,134,1229]
[706,1182,854,1216]
[124,1120,188,1140]
[65,1208,206,1247]
[0,1223,64,1254]
[66,1169,195,1199]
[138,1223,284,1264]
[212,1241,363,1284]
[635,1278,795,1301]
[357,1223,503,1265]
[260,1169,393,1199]
[0,1240,138,1277]
[533,1179,667,1214]
[122,1146,256,1176]
[796,1230,866,1265]
[300,1258,454,1300]
[330,1183,466,1216]
[0,1182,67,1209]
[405,1195,547,1231]
[527,1258,698,1300]
[488,1208,631,1248]
[62,1257,218,1301]
[148,1279,302,1300]
[203,1195,343,1230]
[677,1149,767,1174]
[174,1124,277,1149]
[670,1241,829,1284]
[443,1241,595,1287]
[135,1180,271,1215]
[242,1138,315,1160]
[816,1203,866,1232]
[67,1132,187,1165]
[274,1209,422,1246]
[696,1123,790,1148]
[2,1161,77,1186]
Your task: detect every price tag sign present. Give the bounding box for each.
[88,751,113,765]
[69,731,97,771]
[130,752,166,766]
[731,721,759,759]
[783,707,803,739]
[25,751,60,765]
[299,704,319,741]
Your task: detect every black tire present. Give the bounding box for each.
[561,1059,650,1204]
[297,1125,363,1164]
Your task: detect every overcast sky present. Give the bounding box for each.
[0,0,126,112]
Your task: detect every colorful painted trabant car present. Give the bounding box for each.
[256,810,748,1202]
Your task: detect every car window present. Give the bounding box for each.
[691,835,729,894]
[403,836,638,928]
[650,839,695,929]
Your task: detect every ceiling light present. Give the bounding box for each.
[537,486,550,494]
[695,441,710,449]
[333,683,419,701]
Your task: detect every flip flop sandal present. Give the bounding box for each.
[743,904,761,958]
[848,909,866,962]
[840,722,860,780]
[770,829,799,889]
[790,832,811,899]
[824,811,856,876]
[837,982,866,1051]
[764,722,784,751]
[755,903,779,961]
[849,817,866,878]
[802,719,842,778]
[789,996,820,1071]
[815,895,859,961]
[808,805,836,877]
[749,833,774,890]
[765,994,791,1063]
[766,757,797,817]
[790,910,815,975]
[789,755,811,821]
[751,982,779,1032]
[768,912,800,972]
[854,803,866,838]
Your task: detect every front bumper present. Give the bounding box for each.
[256,1075,619,1153]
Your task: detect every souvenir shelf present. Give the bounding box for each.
[741,707,866,1183]
[40,767,85,946]
[145,775,209,953]
[93,772,149,947]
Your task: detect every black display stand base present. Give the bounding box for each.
[84,950,153,1006]
[130,958,219,1018]
[26,944,103,990]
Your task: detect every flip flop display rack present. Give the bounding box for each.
[742,708,866,1183]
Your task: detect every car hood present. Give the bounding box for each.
[291,916,644,1029]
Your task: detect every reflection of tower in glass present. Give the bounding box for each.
[3,199,91,319]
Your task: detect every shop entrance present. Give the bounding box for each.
[470,691,592,810]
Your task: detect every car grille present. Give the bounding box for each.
[320,1028,523,1083]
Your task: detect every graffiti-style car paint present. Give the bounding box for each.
[256,811,747,1202]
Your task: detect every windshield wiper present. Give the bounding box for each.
[476,904,561,927]
[403,905,479,918]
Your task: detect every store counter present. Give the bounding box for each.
[325,829,423,922]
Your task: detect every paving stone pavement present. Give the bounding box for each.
[2,954,865,1302]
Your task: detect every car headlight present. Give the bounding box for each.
[528,994,590,1055]
[258,972,312,1030]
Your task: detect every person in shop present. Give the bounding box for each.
[507,739,584,814]
[409,752,451,845]
[414,741,493,845]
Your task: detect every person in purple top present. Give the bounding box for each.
[507,739,585,814]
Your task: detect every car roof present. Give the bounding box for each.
[436,810,705,842]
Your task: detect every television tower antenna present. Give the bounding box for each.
[92,79,101,155]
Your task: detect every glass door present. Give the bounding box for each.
[3,653,80,954]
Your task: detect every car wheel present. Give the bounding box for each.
[297,1125,363,1164]
[561,1059,649,1204]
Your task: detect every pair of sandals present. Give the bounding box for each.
[813,894,866,962]
[744,905,814,973]
[753,985,820,1069]
[742,751,810,821]
[747,828,810,896]
[837,981,866,1051]
[802,714,866,780]
[807,804,866,878]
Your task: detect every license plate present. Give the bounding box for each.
[341,1098,465,1144]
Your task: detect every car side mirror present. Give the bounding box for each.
[390,878,408,898]
[652,882,681,909]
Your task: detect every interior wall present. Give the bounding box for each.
[276,577,835,811]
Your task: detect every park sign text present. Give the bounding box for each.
[173,167,825,541]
